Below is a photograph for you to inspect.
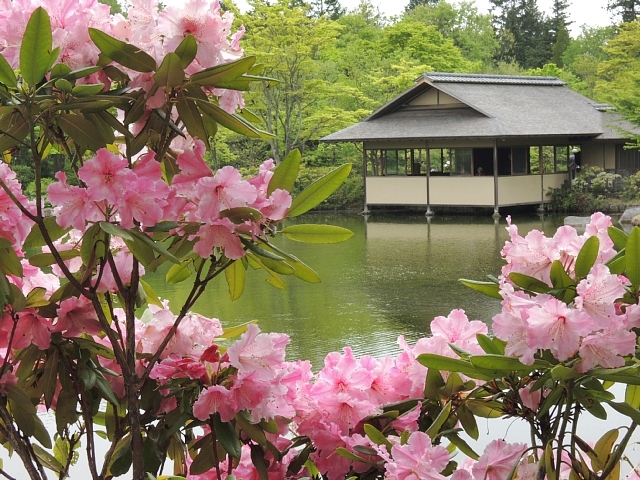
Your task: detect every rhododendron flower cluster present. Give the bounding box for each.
[0,0,246,112]
[47,141,291,261]
[495,212,636,371]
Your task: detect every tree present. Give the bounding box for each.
[405,1,497,65]
[404,0,438,14]
[563,25,615,98]
[489,0,553,69]
[607,0,639,22]
[596,21,640,124]
[238,0,342,162]
[549,0,572,67]
[309,0,345,19]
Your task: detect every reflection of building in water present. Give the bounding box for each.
[323,73,640,216]
[362,216,558,336]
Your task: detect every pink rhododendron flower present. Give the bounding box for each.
[575,328,637,372]
[472,439,527,480]
[53,297,103,337]
[78,148,134,205]
[430,309,488,354]
[526,295,594,361]
[226,324,289,378]
[575,264,626,328]
[193,384,238,422]
[380,431,450,480]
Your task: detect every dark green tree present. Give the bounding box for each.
[310,0,345,20]
[490,0,552,69]
[405,0,439,13]
[549,0,571,67]
[607,0,639,22]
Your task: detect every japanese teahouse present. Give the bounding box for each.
[321,72,640,216]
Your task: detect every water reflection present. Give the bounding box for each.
[147,213,565,367]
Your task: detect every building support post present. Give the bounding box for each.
[362,144,369,214]
[492,140,500,218]
[425,141,433,216]
[538,145,545,213]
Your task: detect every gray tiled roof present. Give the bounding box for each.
[321,73,634,143]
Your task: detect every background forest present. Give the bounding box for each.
[17,0,640,210]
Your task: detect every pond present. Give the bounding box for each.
[146,212,566,367]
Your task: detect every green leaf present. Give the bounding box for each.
[551,364,579,381]
[608,226,628,251]
[72,337,115,359]
[189,56,256,85]
[627,227,640,286]
[575,235,600,279]
[24,217,71,248]
[20,7,52,86]
[469,354,538,373]
[32,414,52,449]
[286,254,321,283]
[426,401,452,440]
[196,100,273,139]
[447,433,479,460]
[508,272,551,293]
[174,34,197,68]
[42,350,59,409]
[288,164,352,218]
[626,384,640,409]
[335,447,373,464]
[32,444,63,472]
[465,399,503,418]
[455,404,478,440]
[176,93,208,143]
[0,54,17,88]
[607,250,626,275]
[29,250,80,268]
[606,400,640,423]
[80,223,106,266]
[416,354,492,380]
[6,384,36,436]
[225,259,246,300]
[154,52,184,90]
[220,207,263,224]
[99,221,134,241]
[141,279,163,307]
[0,247,23,276]
[55,78,73,93]
[458,279,502,299]
[58,113,106,151]
[71,83,105,96]
[55,389,79,436]
[280,224,354,244]
[129,230,180,264]
[268,148,301,195]
[0,111,29,152]
[94,373,120,406]
[549,259,575,302]
[212,414,242,459]
[363,424,392,450]
[218,322,255,339]
[476,334,501,354]
[89,29,156,72]
[166,261,192,284]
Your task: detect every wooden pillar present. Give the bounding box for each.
[426,141,433,216]
[493,140,500,218]
[539,145,545,213]
[362,144,369,214]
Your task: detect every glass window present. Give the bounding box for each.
[512,147,528,175]
[555,146,568,172]
[451,148,472,176]
[428,149,452,174]
[365,150,381,176]
[529,147,540,174]
[542,146,555,174]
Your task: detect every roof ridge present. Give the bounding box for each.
[420,72,566,86]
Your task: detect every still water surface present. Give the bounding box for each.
[147,212,566,367]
